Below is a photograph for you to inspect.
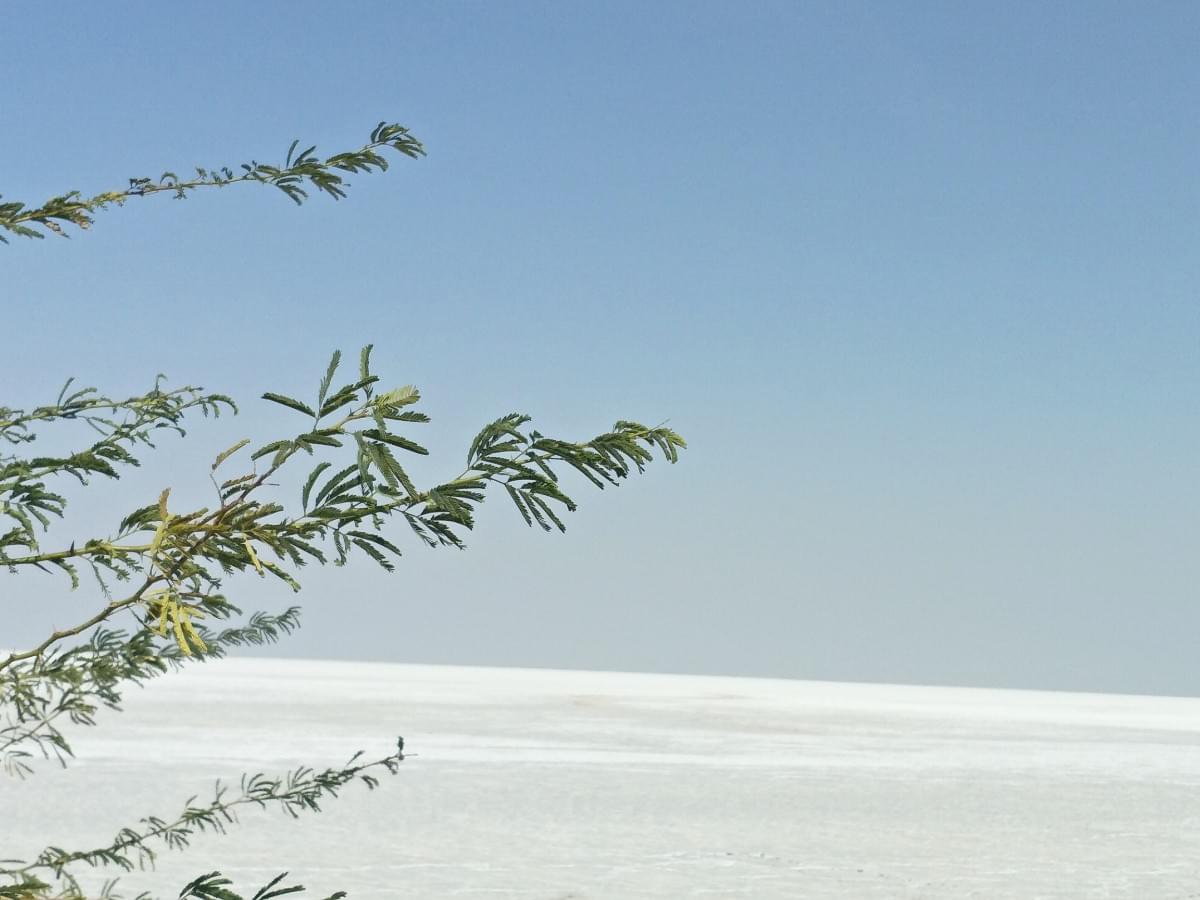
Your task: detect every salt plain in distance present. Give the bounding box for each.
[2,658,1200,899]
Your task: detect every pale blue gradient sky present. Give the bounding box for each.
[3,2,1198,694]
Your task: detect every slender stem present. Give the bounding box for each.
[12,751,402,877]
[0,591,150,673]
[4,131,420,236]
[3,542,152,567]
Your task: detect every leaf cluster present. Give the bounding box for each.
[2,346,684,899]
[10,741,403,897]
[0,122,422,242]
[1,381,234,589]
[1,607,300,779]
[2,108,684,900]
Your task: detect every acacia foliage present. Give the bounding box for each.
[0,122,423,242]
[1,123,686,899]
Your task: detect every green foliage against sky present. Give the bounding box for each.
[0,122,421,243]
[0,123,684,900]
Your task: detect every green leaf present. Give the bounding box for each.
[212,439,251,471]
[347,531,401,571]
[271,442,296,468]
[51,557,81,589]
[367,441,418,498]
[261,393,315,417]
[318,390,358,418]
[359,344,373,382]
[251,439,290,461]
[179,872,238,900]
[318,350,342,405]
[347,529,404,557]
[313,463,360,509]
[252,872,305,900]
[362,429,428,456]
[383,410,429,424]
[301,462,332,511]
[259,560,302,592]
[376,385,419,408]
[529,493,567,532]
[360,440,398,491]
[297,431,343,449]
[504,484,533,527]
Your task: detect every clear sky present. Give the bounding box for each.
[3,2,1197,695]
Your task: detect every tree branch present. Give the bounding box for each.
[0,122,423,243]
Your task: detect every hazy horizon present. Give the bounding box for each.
[215,652,1200,702]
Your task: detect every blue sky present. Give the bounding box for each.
[4,2,1198,694]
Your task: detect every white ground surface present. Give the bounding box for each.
[3,658,1200,899]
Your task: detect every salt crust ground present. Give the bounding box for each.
[3,658,1200,898]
